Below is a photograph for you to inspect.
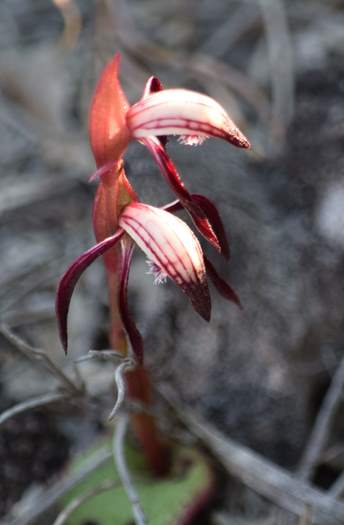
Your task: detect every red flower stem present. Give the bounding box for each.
[93,165,170,476]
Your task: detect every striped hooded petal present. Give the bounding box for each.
[56,229,124,353]
[127,88,250,149]
[119,202,211,321]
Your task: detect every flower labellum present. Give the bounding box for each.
[119,202,211,321]
[127,89,250,149]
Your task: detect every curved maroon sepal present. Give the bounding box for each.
[143,137,222,253]
[204,256,242,309]
[119,239,144,364]
[56,229,125,354]
[142,76,164,98]
[191,194,230,259]
[163,194,229,258]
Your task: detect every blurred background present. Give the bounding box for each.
[1,0,344,523]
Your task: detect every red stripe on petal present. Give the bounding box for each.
[119,239,144,364]
[56,229,124,354]
[120,203,211,321]
[204,256,242,309]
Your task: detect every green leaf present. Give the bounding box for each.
[60,437,213,525]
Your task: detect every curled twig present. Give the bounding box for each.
[108,358,135,421]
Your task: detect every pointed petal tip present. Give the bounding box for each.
[225,131,251,150]
[185,279,211,322]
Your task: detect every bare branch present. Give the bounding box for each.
[160,387,344,525]
[0,392,67,426]
[0,324,81,395]
[298,355,344,481]
[52,479,116,525]
[113,415,147,525]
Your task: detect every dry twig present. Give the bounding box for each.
[0,324,82,396]
[160,387,344,525]
[113,415,147,525]
[108,359,135,421]
[0,391,67,426]
[298,355,344,481]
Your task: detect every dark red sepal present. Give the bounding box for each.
[141,76,167,147]
[56,229,125,354]
[183,280,211,322]
[163,194,230,259]
[204,256,242,309]
[191,194,230,259]
[143,137,222,253]
[142,76,164,98]
[119,239,144,364]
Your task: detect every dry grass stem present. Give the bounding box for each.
[0,392,67,426]
[298,355,344,481]
[113,415,147,525]
[0,324,81,395]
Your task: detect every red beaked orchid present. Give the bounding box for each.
[56,53,249,359]
[55,53,249,478]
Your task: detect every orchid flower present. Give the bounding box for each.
[56,198,240,364]
[56,53,248,364]
[89,54,250,257]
